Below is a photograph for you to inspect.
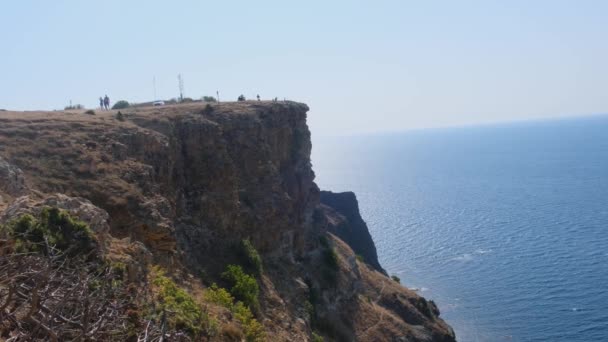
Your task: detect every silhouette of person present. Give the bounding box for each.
[257,94,260,101]
[99,97,104,110]
[104,95,110,110]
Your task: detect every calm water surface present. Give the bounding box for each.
[312,116,608,341]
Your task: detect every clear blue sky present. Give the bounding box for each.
[2,0,607,135]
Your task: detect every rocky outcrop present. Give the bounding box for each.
[319,191,385,274]
[0,102,455,341]
[0,157,27,198]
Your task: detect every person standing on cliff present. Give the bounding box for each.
[99,97,104,110]
[257,94,260,101]
[103,95,110,110]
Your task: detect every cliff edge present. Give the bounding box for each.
[0,102,454,341]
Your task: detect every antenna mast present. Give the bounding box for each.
[178,74,184,101]
[153,76,157,101]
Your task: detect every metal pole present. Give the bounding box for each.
[153,76,157,101]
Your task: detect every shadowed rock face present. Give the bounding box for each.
[319,191,386,274]
[0,102,455,342]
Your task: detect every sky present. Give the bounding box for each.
[1,0,608,135]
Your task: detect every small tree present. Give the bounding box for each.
[222,265,259,310]
[237,95,246,102]
[202,96,217,102]
[112,100,130,110]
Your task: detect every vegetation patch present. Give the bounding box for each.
[3,207,96,257]
[391,275,401,283]
[222,264,260,310]
[204,272,265,341]
[233,302,266,342]
[238,239,263,275]
[204,283,235,308]
[112,100,130,110]
[150,266,208,335]
[201,103,214,115]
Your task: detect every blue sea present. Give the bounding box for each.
[312,116,608,342]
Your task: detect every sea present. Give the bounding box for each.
[312,115,608,342]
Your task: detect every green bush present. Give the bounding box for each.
[312,332,324,342]
[202,96,217,102]
[391,275,401,283]
[234,302,266,342]
[6,207,95,256]
[239,239,263,275]
[151,267,206,335]
[204,284,235,308]
[237,94,246,102]
[222,265,259,310]
[204,282,265,341]
[84,109,95,115]
[356,254,364,262]
[116,111,125,121]
[112,100,130,110]
[323,248,338,270]
[319,235,329,248]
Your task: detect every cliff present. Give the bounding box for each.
[319,191,385,274]
[0,102,455,341]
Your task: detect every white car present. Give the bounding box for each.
[153,101,165,106]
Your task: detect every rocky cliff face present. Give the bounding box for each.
[0,102,454,341]
[319,191,385,274]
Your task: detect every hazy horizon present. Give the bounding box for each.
[2,0,608,135]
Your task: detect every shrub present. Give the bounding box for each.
[323,248,338,270]
[391,275,401,283]
[204,284,235,308]
[201,104,214,115]
[234,302,266,342]
[84,109,95,115]
[320,247,339,285]
[312,332,324,342]
[181,97,194,103]
[239,239,263,275]
[319,235,329,248]
[202,96,217,102]
[204,282,265,341]
[356,254,364,262]
[222,265,259,310]
[116,111,125,121]
[112,100,130,110]
[304,300,315,320]
[237,94,246,101]
[5,207,96,256]
[151,267,206,335]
